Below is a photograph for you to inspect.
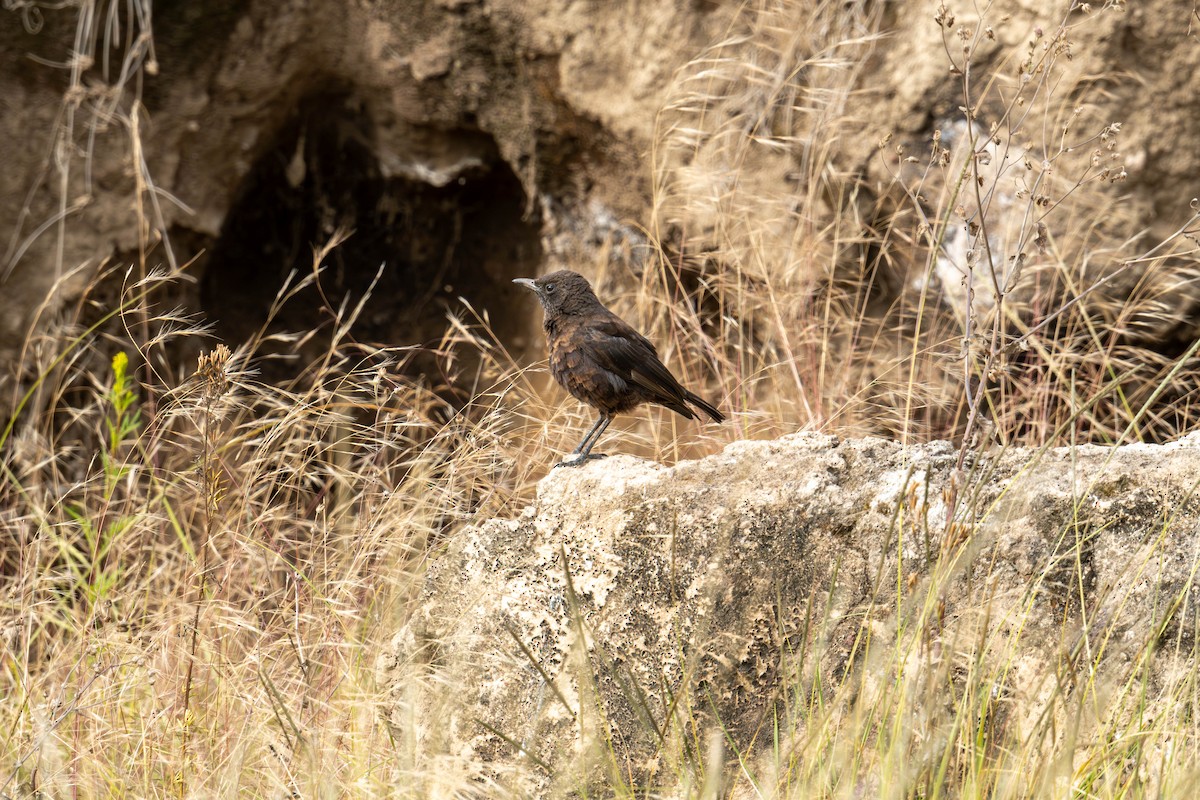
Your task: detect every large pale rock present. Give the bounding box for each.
[380,432,1200,793]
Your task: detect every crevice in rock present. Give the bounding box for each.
[199,82,544,389]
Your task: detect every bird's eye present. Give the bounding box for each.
[544,283,556,294]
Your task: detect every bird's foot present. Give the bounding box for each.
[553,453,609,469]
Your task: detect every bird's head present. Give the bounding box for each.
[512,270,602,317]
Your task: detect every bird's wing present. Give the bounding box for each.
[584,320,694,413]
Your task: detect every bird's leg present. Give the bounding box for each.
[577,415,612,459]
[555,414,612,468]
[570,414,607,455]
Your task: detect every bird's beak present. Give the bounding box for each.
[512,277,538,294]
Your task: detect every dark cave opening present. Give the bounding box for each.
[199,87,543,390]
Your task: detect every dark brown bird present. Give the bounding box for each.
[513,270,724,467]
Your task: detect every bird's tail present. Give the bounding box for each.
[685,391,725,423]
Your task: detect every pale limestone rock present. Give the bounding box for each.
[381,433,1200,791]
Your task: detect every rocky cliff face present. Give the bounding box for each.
[0,0,731,370]
[380,433,1200,794]
[3,2,1199,398]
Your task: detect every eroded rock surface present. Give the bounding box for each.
[380,432,1200,793]
[4,2,1200,378]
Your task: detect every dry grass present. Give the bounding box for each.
[0,266,527,797]
[4,0,1200,797]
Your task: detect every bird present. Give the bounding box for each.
[513,269,724,467]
